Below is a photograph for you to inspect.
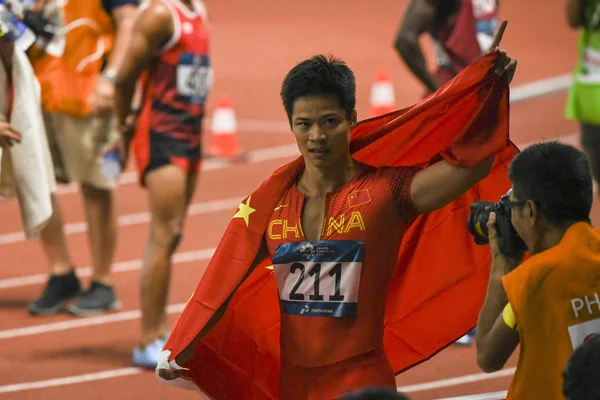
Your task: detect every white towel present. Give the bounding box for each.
[0,46,56,239]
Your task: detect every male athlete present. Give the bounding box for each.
[114,0,212,368]
[395,0,499,96]
[156,23,517,399]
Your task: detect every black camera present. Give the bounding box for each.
[467,190,527,258]
[22,9,57,41]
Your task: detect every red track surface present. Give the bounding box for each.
[0,1,593,399]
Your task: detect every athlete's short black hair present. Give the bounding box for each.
[508,141,593,226]
[280,54,356,125]
[563,335,600,400]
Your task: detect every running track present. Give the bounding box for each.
[0,1,590,399]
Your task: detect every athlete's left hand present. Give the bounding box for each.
[102,115,134,171]
[90,75,115,118]
[487,20,518,84]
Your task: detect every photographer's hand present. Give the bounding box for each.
[487,212,524,275]
[474,211,522,373]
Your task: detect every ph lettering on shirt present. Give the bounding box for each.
[571,292,600,318]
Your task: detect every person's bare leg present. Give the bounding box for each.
[80,184,117,285]
[138,165,198,348]
[40,193,72,274]
[29,193,81,315]
[65,184,121,316]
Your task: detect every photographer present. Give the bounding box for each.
[473,141,599,400]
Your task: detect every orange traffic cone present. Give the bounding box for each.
[369,68,396,117]
[208,95,241,159]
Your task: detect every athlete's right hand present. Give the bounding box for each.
[0,122,22,148]
[157,368,181,380]
[156,350,188,381]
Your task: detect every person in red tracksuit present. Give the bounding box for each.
[113,0,212,368]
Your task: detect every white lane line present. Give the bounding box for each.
[397,368,515,393]
[0,303,187,340]
[0,196,243,245]
[0,248,215,290]
[0,368,143,393]
[0,365,514,395]
[510,74,571,103]
[433,390,509,400]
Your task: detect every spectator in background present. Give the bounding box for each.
[563,334,600,400]
[565,0,600,192]
[475,142,599,400]
[394,0,500,96]
[26,0,138,317]
[394,0,500,346]
[0,3,57,250]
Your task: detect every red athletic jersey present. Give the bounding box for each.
[266,162,421,367]
[132,0,211,175]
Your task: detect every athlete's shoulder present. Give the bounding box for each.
[133,0,174,43]
[137,0,172,23]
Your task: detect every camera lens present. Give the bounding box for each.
[467,201,493,245]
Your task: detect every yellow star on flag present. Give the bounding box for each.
[233,196,256,227]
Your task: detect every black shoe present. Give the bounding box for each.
[66,281,122,317]
[28,269,82,316]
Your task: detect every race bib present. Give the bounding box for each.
[176,53,213,104]
[272,240,364,318]
[568,317,600,349]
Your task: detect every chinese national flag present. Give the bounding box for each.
[161,52,519,399]
[347,189,371,208]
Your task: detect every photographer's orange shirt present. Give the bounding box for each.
[502,222,600,400]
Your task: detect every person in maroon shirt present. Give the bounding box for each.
[395,0,500,97]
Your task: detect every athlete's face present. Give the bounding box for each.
[290,95,357,169]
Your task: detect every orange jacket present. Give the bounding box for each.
[503,222,600,400]
[28,0,115,118]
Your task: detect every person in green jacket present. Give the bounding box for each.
[566,0,600,187]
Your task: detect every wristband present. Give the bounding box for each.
[502,302,517,330]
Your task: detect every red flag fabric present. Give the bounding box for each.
[162,52,520,399]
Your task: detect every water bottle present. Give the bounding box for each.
[101,150,122,181]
